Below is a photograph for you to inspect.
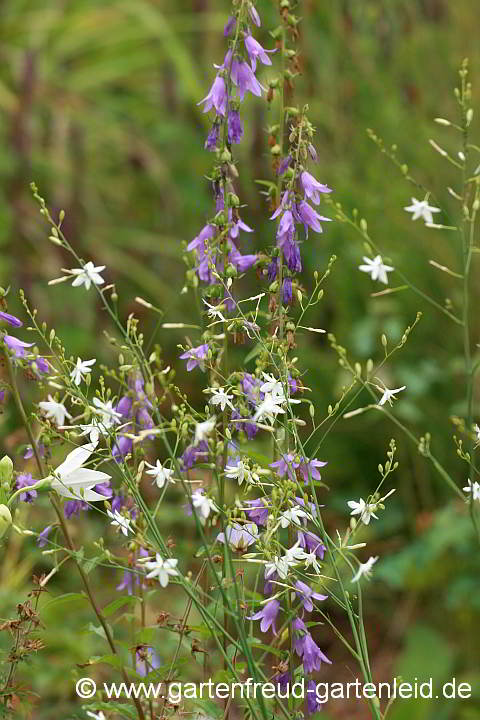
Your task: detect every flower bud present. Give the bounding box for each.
[0,504,12,539]
[0,455,13,486]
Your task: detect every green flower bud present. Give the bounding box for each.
[0,504,12,539]
[0,455,13,485]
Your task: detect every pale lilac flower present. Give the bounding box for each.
[377,385,406,406]
[3,335,33,358]
[39,395,71,426]
[244,33,276,72]
[300,171,332,205]
[359,255,394,284]
[295,580,328,612]
[270,453,299,481]
[297,530,326,560]
[86,711,106,720]
[404,197,441,224]
[69,261,105,290]
[107,509,132,536]
[248,598,280,634]
[296,200,331,235]
[16,473,37,503]
[351,556,379,583]
[217,522,258,551]
[179,344,209,372]
[0,311,22,327]
[298,458,328,484]
[293,618,331,672]
[231,59,265,100]
[136,646,162,677]
[198,75,228,116]
[70,357,96,386]
[245,498,269,526]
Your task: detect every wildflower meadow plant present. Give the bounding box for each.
[0,3,478,720]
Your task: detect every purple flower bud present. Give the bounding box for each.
[267,258,278,282]
[277,155,292,176]
[111,494,126,513]
[0,311,23,327]
[308,143,318,162]
[228,108,243,144]
[293,618,331,672]
[94,482,113,498]
[112,434,134,462]
[307,679,322,715]
[223,15,236,37]
[116,395,133,418]
[283,238,302,273]
[205,121,220,151]
[282,277,292,305]
[24,443,45,460]
[37,525,52,548]
[248,3,261,26]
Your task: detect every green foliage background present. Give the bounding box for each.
[1,1,480,718]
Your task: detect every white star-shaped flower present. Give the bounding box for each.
[253,392,286,423]
[404,197,440,225]
[39,395,72,426]
[224,459,255,485]
[351,556,379,583]
[474,424,480,447]
[191,489,217,522]
[260,373,284,397]
[463,479,480,502]
[358,255,394,285]
[203,298,226,322]
[145,460,175,489]
[69,261,106,290]
[209,387,234,412]
[91,397,122,430]
[347,498,378,525]
[139,553,179,587]
[70,357,96,386]
[48,442,110,501]
[194,417,216,445]
[107,509,132,536]
[279,505,308,529]
[303,551,322,574]
[377,385,406,406]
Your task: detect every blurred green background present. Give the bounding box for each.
[1,0,480,718]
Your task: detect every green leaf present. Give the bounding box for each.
[102,595,138,618]
[41,592,88,612]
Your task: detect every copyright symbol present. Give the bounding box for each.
[76,677,97,699]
